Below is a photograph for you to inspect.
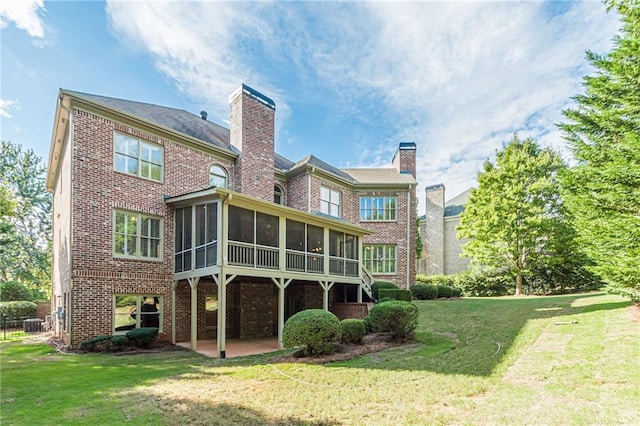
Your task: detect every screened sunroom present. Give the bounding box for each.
[165,188,373,357]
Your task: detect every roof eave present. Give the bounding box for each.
[46,91,72,192]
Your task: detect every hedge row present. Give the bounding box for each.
[411,284,461,300]
[378,288,412,302]
[0,301,37,320]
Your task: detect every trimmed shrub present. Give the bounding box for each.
[371,280,398,301]
[110,335,129,350]
[282,309,341,356]
[411,284,438,300]
[79,335,114,352]
[363,315,373,333]
[340,319,366,344]
[369,301,418,341]
[0,281,34,302]
[0,301,37,320]
[436,285,453,298]
[125,327,159,348]
[456,271,511,297]
[378,288,412,302]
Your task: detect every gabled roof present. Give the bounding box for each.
[289,155,357,183]
[444,188,472,217]
[343,168,417,185]
[64,90,231,150]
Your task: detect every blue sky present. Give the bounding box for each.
[1,1,620,214]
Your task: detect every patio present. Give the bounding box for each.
[176,337,280,358]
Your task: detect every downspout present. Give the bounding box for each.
[307,168,314,213]
[406,188,411,289]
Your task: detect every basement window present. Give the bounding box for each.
[114,295,162,333]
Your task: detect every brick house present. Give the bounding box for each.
[418,184,471,276]
[46,84,417,355]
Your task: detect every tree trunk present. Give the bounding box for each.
[515,273,523,296]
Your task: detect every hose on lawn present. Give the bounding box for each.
[266,340,502,390]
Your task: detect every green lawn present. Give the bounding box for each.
[1,292,638,425]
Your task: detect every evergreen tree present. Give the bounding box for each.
[559,1,640,301]
[458,136,569,296]
[0,141,52,298]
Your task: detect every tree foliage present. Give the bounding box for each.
[0,141,51,299]
[457,136,573,296]
[559,2,640,301]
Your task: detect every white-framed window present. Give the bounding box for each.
[320,186,341,217]
[209,165,227,188]
[114,210,162,260]
[363,245,397,274]
[114,295,162,333]
[360,196,397,221]
[274,184,284,204]
[114,133,163,181]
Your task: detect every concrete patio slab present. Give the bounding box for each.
[176,337,280,358]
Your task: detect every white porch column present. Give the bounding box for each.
[318,281,335,311]
[188,277,200,351]
[272,277,292,349]
[215,273,235,359]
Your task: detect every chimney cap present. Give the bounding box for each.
[398,142,416,150]
[425,183,445,192]
[229,83,276,110]
[200,111,208,120]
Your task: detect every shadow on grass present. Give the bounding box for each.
[325,292,632,377]
[122,399,336,426]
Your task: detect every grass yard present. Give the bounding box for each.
[1,292,638,425]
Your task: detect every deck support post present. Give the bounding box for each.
[187,277,200,351]
[214,273,236,358]
[318,280,335,311]
[272,277,292,349]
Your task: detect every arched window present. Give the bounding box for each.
[209,165,227,188]
[274,184,284,204]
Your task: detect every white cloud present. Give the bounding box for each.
[0,99,18,118]
[104,1,620,212]
[0,0,46,39]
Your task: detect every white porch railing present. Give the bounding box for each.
[361,267,374,299]
[228,241,279,269]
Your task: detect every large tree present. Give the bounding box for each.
[458,136,569,296]
[559,1,640,301]
[0,141,52,298]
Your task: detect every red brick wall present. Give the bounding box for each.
[330,303,369,320]
[67,109,235,346]
[230,89,276,202]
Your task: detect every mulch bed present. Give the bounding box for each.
[269,332,406,364]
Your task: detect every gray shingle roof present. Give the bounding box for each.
[65,90,231,151]
[444,188,472,217]
[64,90,413,187]
[342,168,417,185]
[291,155,357,183]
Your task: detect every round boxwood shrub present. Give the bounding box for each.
[369,301,419,341]
[363,314,373,333]
[340,318,366,344]
[282,309,341,356]
[371,280,398,301]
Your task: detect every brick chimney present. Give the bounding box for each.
[424,184,445,275]
[229,84,276,201]
[392,142,417,177]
